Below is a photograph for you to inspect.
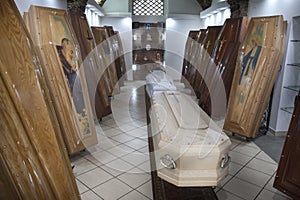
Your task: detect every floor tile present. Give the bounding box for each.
[118,172,150,188]
[256,189,292,200]
[232,143,261,157]
[223,177,261,200]
[217,174,233,188]
[121,151,149,166]
[111,133,135,143]
[76,179,89,194]
[137,161,151,173]
[136,181,153,199]
[228,162,243,176]
[255,151,277,164]
[93,178,132,200]
[119,190,150,200]
[217,189,245,200]
[100,165,124,177]
[102,127,123,138]
[264,176,292,198]
[70,156,98,177]
[77,167,113,188]
[118,124,137,132]
[235,166,271,187]
[125,138,148,150]
[105,158,135,173]
[85,151,118,166]
[81,190,103,200]
[229,151,253,166]
[106,144,135,157]
[246,158,278,175]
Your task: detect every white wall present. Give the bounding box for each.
[14,0,66,15]
[165,15,202,80]
[248,0,300,132]
[168,0,201,15]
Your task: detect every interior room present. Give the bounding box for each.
[1,0,299,199]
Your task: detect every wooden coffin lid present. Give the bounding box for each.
[198,17,249,116]
[192,26,222,96]
[66,10,111,119]
[181,30,199,78]
[114,31,127,80]
[224,15,285,138]
[28,5,97,154]
[0,0,79,198]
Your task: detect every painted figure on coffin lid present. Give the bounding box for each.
[51,15,91,136]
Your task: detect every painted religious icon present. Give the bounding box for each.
[51,15,91,136]
[230,23,264,121]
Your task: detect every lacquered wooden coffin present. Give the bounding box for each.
[198,17,249,116]
[67,10,111,119]
[224,15,286,138]
[0,0,79,198]
[92,26,120,96]
[192,26,222,97]
[184,29,207,87]
[181,30,199,84]
[114,31,127,84]
[28,6,97,154]
[149,91,231,186]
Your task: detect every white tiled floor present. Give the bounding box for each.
[71,81,292,200]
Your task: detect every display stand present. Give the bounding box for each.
[144,86,217,200]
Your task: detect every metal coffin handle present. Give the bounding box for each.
[160,154,177,170]
[220,154,231,168]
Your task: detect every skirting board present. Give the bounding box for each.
[268,128,287,137]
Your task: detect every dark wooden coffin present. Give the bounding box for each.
[181,30,199,83]
[144,86,218,200]
[67,10,111,119]
[274,91,300,199]
[0,0,79,198]
[224,16,286,138]
[28,6,98,154]
[185,29,207,88]
[114,31,127,82]
[92,26,120,96]
[192,26,222,97]
[198,17,249,116]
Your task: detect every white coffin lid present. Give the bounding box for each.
[150,91,231,187]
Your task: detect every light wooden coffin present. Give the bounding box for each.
[198,17,249,116]
[150,92,231,186]
[92,26,120,96]
[224,15,286,138]
[67,10,111,119]
[0,0,79,198]
[27,6,97,154]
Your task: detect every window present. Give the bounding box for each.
[133,0,164,16]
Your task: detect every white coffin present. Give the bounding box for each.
[146,69,176,96]
[150,91,231,187]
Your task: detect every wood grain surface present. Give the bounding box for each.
[0,0,79,198]
[28,6,97,154]
[198,17,249,117]
[67,10,111,119]
[224,15,285,138]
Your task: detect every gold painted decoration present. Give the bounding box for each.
[0,0,79,198]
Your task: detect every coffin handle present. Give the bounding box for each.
[160,154,177,169]
[220,154,231,168]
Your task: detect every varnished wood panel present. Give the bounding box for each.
[0,0,79,198]
[192,26,222,97]
[274,92,300,199]
[198,17,249,116]
[113,31,127,86]
[67,10,111,119]
[181,30,199,84]
[92,26,120,96]
[224,16,285,138]
[28,6,97,154]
